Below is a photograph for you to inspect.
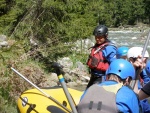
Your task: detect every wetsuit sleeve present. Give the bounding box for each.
[102,45,117,63]
[141,82,150,96]
[140,69,150,85]
[116,86,140,113]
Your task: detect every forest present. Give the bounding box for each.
[0,0,149,61]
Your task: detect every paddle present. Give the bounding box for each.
[10,67,72,113]
[51,62,78,113]
[131,30,150,90]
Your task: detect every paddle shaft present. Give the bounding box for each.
[131,31,150,89]
[141,31,150,59]
[11,67,72,113]
[58,74,78,113]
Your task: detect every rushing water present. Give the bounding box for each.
[109,29,150,53]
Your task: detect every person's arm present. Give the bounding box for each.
[140,69,150,85]
[138,81,150,100]
[132,80,139,94]
[102,45,117,63]
[116,87,140,113]
[138,90,149,100]
[130,55,146,93]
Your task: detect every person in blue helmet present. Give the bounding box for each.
[86,25,117,89]
[138,60,150,100]
[103,46,128,81]
[116,46,149,86]
[77,59,140,113]
[116,46,129,59]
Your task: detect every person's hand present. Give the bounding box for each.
[133,55,147,71]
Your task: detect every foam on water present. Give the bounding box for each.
[109,30,150,53]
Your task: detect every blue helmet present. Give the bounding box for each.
[146,60,150,76]
[106,59,135,80]
[116,46,129,58]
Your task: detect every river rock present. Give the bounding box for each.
[0,35,7,41]
[0,41,8,47]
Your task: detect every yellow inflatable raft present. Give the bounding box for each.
[17,86,83,113]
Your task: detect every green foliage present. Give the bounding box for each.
[0,95,17,113]
[0,0,149,35]
[0,0,149,80]
[0,0,33,34]
[69,52,88,65]
[143,0,150,23]
[0,69,17,113]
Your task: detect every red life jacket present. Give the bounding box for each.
[87,42,110,71]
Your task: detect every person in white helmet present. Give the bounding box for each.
[127,47,150,113]
[127,47,150,87]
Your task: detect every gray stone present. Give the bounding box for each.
[0,35,7,42]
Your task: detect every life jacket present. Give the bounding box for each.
[77,83,123,113]
[87,42,114,71]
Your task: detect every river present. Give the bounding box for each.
[109,29,150,53]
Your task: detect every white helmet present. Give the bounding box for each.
[127,47,149,58]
